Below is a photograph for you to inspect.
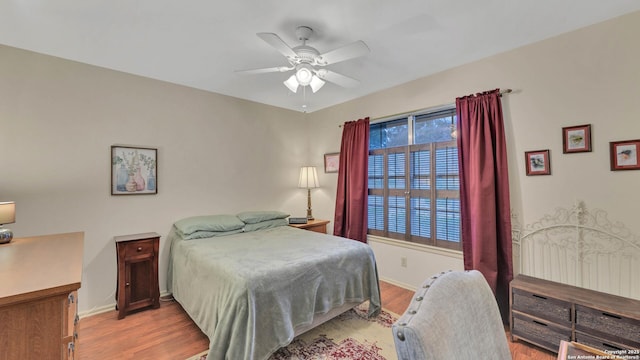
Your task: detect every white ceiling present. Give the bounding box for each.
[2,1,639,113]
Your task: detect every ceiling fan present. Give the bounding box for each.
[236,26,370,93]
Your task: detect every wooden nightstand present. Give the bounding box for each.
[114,232,160,319]
[289,219,330,234]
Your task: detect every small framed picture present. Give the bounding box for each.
[324,152,340,173]
[111,146,158,195]
[562,124,592,153]
[525,150,551,176]
[610,139,640,171]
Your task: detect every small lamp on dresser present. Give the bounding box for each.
[298,166,319,220]
[0,201,16,244]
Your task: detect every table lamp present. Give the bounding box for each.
[298,166,319,220]
[0,201,16,244]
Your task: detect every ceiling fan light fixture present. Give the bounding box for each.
[295,64,313,86]
[284,75,299,93]
[309,75,325,93]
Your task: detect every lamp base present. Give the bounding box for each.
[306,188,314,220]
[0,228,13,244]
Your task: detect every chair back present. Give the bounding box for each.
[392,270,512,360]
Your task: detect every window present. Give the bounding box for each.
[368,107,461,251]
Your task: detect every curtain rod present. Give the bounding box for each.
[338,88,513,127]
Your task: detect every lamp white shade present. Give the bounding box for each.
[0,202,15,224]
[309,76,326,93]
[284,75,299,93]
[298,166,319,189]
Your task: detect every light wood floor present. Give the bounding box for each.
[77,281,556,359]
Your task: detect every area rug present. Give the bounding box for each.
[186,304,398,360]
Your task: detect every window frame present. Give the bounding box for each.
[367,106,461,251]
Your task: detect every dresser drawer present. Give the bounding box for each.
[512,312,572,352]
[575,305,640,348]
[122,239,155,258]
[512,288,572,325]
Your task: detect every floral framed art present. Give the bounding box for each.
[111,145,158,195]
[562,124,592,153]
[610,139,640,171]
[525,149,551,176]
[324,152,340,173]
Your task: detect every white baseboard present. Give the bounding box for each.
[379,276,417,292]
[79,290,172,319]
[78,303,115,319]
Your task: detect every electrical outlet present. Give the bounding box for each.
[401,257,407,267]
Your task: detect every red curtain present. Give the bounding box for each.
[334,117,370,243]
[456,89,513,322]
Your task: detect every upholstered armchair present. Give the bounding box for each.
[392,270,512,360]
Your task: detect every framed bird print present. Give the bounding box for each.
[562,124,591,153]
[610,139,640,171]
[525,149,551,176]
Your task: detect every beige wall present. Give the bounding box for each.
[2,11,639,313]
[308,11,640,290]
[0,45,310,314]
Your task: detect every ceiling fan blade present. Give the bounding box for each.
[235,66,293,75]
[317,40,369,65]
[257,33,298,59]
[316,69,360,88]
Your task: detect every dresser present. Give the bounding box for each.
[0,232,84,360]
[510,274,640,354]
[288,219,329,233]
[114,232,160,319]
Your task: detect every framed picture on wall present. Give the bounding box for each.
[324,152,340,173]
[525,149,551,176]
[111,145,158,195]
[562,124,592,153]
[610,139,640,171]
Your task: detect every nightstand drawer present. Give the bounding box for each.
[289,219,329,234]
[512,288,572,325]
[305,224,327,233]
[512,312,572,352]
[575,305,640,348]
[122,239,155,258]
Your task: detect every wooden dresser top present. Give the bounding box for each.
[0,232,84,306]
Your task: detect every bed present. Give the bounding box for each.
[167,211,381,360]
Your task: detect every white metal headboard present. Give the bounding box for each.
[512,201,640,300]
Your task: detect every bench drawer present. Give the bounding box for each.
[575,305,640,348]
[575,331,639,354]
[512,312,572,352]
[512,288,572,325]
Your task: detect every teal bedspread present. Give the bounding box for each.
[167,225,381,360]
